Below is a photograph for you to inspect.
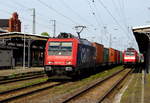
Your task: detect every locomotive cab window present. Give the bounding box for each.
[125,52,135,56]
[48,42,72,56]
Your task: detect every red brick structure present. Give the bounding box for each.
[9,12,21,32]
[0,12,21,32]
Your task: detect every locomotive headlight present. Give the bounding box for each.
[65,67,72,71]
[66,61,71,64]
[45,66,52,71]
[48,61,54,64]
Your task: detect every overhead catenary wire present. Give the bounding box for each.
[9,0,73,29]
[118,0,129,32]
[92,1,104,26]
[37,0,79,25]
[97,0,132,40]
[58,0,94,27]
[7,0,70,29]
[110,0,131,38]
[118,0,136,47]
[37,0,95,36]
[84,0,106,43]
[0,8,50,31]
[85,0,102,29]
[113,0,136,49]
[0,0,137,48]
[111,0,122,20]
[92,0,107,43]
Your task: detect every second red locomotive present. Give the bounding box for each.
[123,48,139,68]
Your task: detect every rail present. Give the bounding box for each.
[58,68,131,103]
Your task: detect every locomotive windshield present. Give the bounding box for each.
[48,42,72,56]
[125,51,135,56]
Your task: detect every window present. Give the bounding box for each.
[125,51,135,56]
[48,42,72,56]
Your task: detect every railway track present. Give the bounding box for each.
[57,68,132,103]
[0,81,67,103]
[0,72,46,84]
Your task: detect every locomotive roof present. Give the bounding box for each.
[48,37,93,46]
[79,38,93,46]
[56,32,93,46]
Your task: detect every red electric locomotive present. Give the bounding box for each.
[44,33,95,78]
[123,48,138,68]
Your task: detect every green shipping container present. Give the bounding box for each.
[120,51,123,63]
[103,48,109,64]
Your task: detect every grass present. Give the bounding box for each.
[0,71,45,80]
[0,78,48,92]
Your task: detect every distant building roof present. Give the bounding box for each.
[0,19,9,27]
[132,25,150,29]
[0,28,8,33]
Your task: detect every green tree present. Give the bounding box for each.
[41,32,49,37]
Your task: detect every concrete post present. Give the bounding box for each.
[146,41,150,73]
[28,39,31,68]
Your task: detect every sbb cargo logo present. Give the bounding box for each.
[80,47,90,63]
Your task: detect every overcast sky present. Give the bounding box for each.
[0,0,150,51]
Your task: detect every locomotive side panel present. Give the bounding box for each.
[77,44,95,69]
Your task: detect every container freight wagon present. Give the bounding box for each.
[44,34,95,78]
[109,48,115,64]
[103,48,109,65]
[116,50,120,64]
[119,51,123,64]
[120,51,123,63]
[92,42,104,66]
[114,50,118,64]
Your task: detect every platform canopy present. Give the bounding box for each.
[132,25,150,53]
[132,25,150,73]
[0,32,49,40]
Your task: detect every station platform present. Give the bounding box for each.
[0,67,44,77]
[119,70,150,103]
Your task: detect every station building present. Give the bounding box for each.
[0,12,49,69]
[0,32,48,68]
